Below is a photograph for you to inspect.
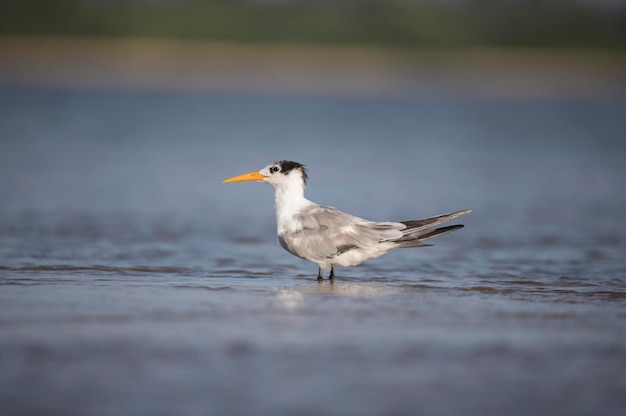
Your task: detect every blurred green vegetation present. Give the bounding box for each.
[0,0,624,49]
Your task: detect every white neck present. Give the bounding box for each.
[272,180,312,233]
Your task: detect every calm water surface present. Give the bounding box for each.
[1,88,625,415]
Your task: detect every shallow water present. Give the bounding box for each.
[1,87,625,415]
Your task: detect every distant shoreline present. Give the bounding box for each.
[1,35,625,99]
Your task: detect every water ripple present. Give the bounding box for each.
[1,264,200,275]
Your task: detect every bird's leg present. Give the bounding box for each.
[329,266,335,280]
[317,266,323,282]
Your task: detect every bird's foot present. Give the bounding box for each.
[316,267,335,282]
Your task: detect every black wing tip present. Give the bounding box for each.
[421,224,464,238]
[400,209,471,230]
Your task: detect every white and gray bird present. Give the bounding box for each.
[223,160,471,280]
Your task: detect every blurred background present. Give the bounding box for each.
[1,2,626,416]
[1,0,625,95]
[1,0,625,48]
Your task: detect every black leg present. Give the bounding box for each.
[329,266,335,280]
[317,266,323,282]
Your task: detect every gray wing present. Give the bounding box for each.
[279,205,403,262]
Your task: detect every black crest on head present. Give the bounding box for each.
[276,160,308,184]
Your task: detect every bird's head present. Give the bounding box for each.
[223,160,308,191]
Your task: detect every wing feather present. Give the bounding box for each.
[279,205,403,262]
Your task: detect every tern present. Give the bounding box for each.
[223,160,471,281]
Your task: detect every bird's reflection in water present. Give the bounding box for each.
[275,281,392,312]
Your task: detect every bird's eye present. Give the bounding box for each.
[270,166,279,173]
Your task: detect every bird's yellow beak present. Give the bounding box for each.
[222,171,268,183]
